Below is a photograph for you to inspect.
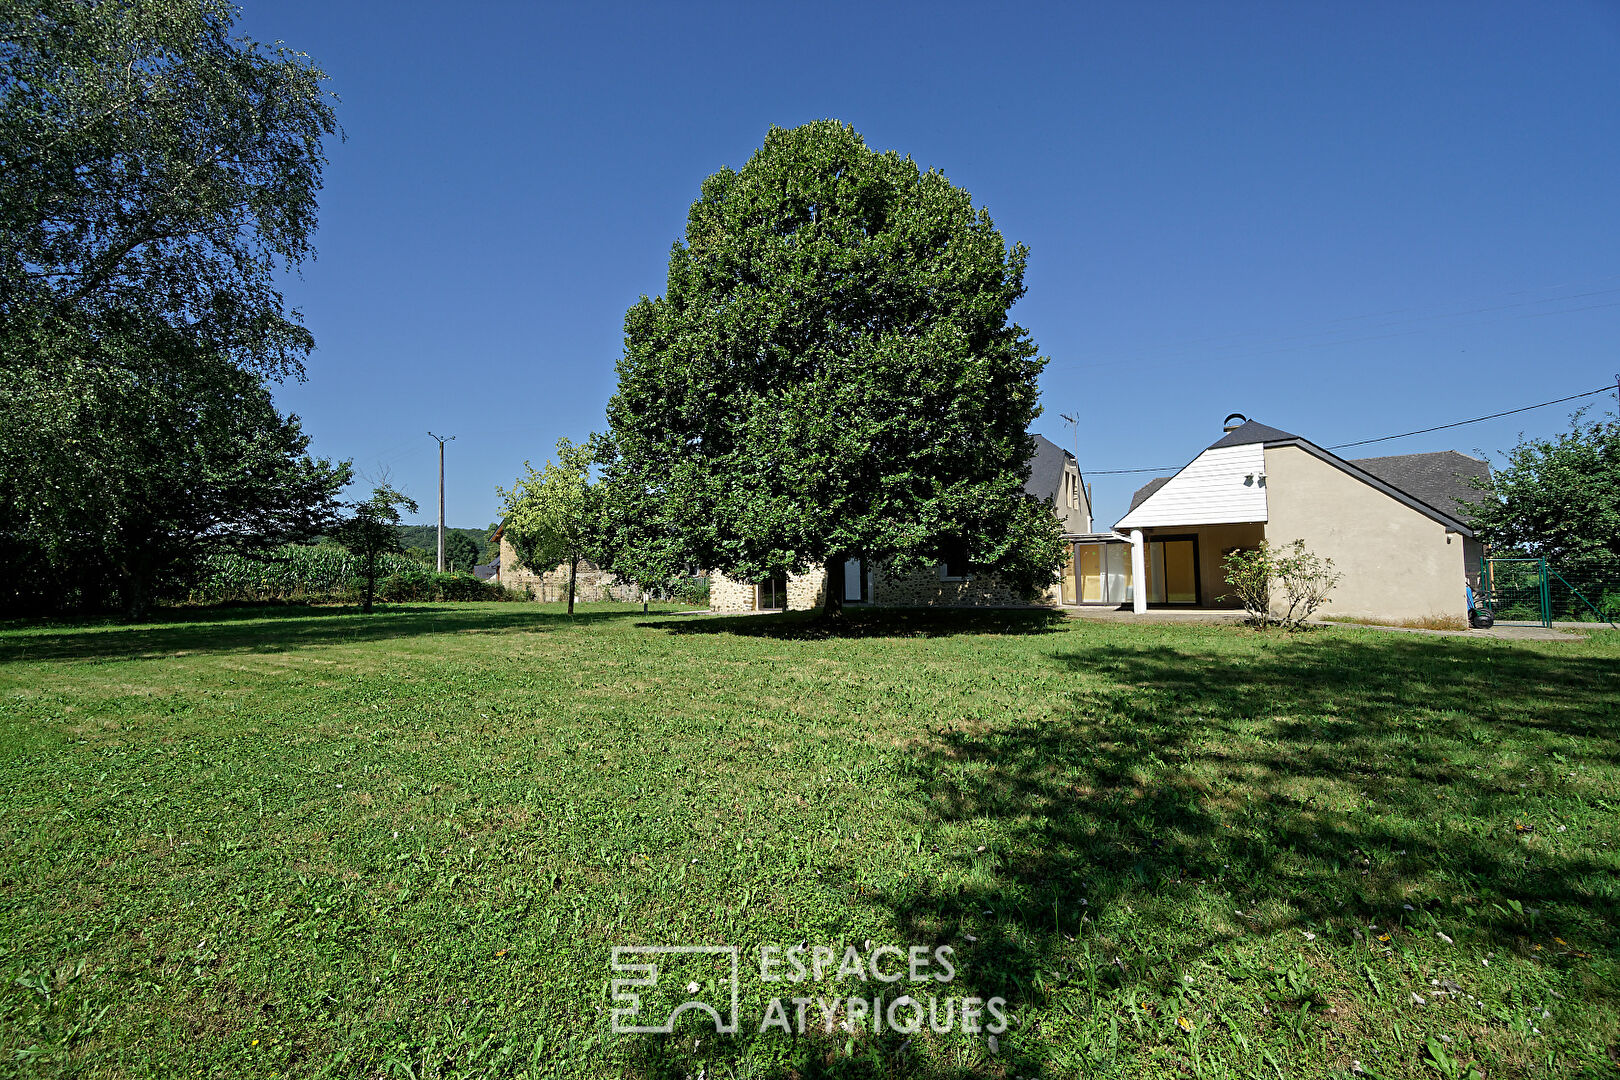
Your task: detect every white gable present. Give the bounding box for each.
[1116,443,1268,529]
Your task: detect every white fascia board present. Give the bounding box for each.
[1115,443,1269,530]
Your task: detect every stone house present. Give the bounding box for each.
[492,525,640,602]
[709,434,1090,612]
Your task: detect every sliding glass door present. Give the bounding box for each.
[1070,538,1197,606]
[1073,542,1133,605]
[1146,538,1199,605]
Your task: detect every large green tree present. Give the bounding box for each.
[0,323,351,617]
[0,0,343,615]
[1467,410,1620,579]
[597,121,1066,615]
[1,0,335,377]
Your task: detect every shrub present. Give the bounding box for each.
[375,570,512,603]
[189,546,517,605]
[1221,540,1342,631]
[670,575,710,606]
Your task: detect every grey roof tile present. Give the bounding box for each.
[1207,419,1301,449]
[1350,450,1491,522]
[1025,433,1072,504]
[1128,476,1172,511]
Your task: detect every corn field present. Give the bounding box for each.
[190,546,432,603]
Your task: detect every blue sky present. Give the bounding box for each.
[244,1,1620,530]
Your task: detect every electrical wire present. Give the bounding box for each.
[1084,384,1617,476]
[1325,386,1613,450]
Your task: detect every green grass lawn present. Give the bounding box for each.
[0,604,1616,1079]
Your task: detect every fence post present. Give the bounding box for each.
[1538,558,1552,628]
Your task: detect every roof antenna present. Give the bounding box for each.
[1223,413,1248,433]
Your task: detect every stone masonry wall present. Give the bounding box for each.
[709,572,757,613]
[496,535,640,602]
[873,564,1060,608]
[710,561,1055,611]
[709,568,826,612]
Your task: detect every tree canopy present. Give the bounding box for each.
[498,437,596,613]
[1467,410,1620,580]
[1,0,336,377]
[0,0,345,616]
[597,121,1065,612]
[333,485,417,614]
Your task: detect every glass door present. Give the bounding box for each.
[1074,543,1133,604]
[1146,538,1199,605]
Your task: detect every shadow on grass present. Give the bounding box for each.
[0,603,664,663]
[855,633,1620,1072]
[615,632,1619,1078]
[644,606,1071,640]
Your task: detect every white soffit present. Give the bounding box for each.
[1116,443,1269,529]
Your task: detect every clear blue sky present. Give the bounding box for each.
[244,1,1620,530]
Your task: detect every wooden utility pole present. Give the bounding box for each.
[428,432,456,571]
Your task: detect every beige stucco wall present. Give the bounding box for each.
[1263,445,1467,622]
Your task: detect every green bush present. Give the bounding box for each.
[670,575,710,606]
[189,546,518,604]
[376,569,512,603]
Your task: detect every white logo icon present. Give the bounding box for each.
[610,945,740,1034]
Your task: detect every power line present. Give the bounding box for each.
[1084,384,1616,476]
[1325,386,1613,450]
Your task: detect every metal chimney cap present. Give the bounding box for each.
[1223,412,1248,432]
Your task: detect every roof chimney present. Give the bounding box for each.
[1223,412,1248,433]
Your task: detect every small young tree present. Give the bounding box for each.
[333,486,418,614]
[497,438,596,615]
[1221,539,1342,630]
[1221,544,1273,626]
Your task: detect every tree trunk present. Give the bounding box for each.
[567,555,577,615]
[823,556,845,618]
[122,568,152,622]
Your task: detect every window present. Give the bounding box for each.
[937,539,972,581]
[754,577,787,611]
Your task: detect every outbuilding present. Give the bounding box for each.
[1091,416,1484,623]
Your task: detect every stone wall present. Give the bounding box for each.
[873,564,1059,608]
[709,568,827,613]
[496,536,641,602]
[709,572,757,613]
[709,561,1055,611]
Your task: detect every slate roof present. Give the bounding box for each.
[1128,475,1172,511]
[1206,419,1301,449]
[1350,450,1490,523]
[1025,433,1074,505]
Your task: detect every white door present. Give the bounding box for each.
[844,558,863,601]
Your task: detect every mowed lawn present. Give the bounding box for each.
[0,605,1616,1079]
